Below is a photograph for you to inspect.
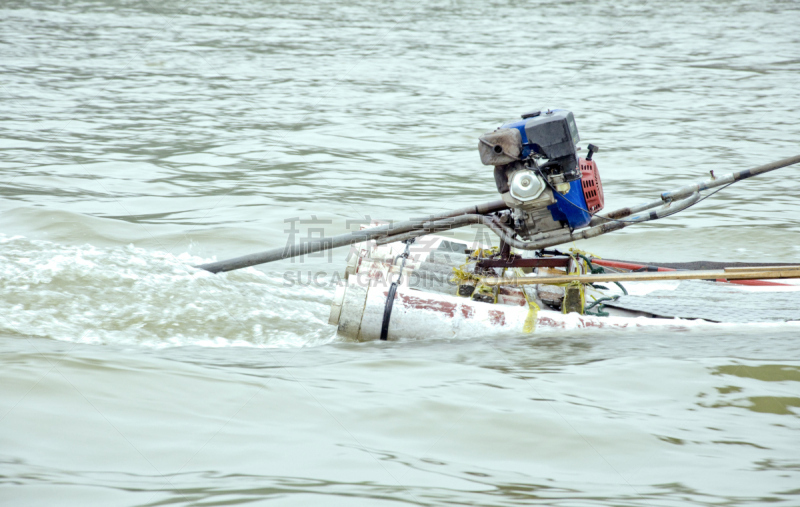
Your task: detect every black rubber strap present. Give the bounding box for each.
[380,282,398,341]
[379,239,414,341]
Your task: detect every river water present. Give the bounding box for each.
[2,0,800,505]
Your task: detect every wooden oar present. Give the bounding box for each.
[480,266,800,287]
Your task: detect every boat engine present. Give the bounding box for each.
[479,109,604,240]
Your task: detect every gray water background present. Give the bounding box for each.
[2,0,800,505]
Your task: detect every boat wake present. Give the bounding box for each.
[0,235,337,349]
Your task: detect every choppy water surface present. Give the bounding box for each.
[2,0,800,505]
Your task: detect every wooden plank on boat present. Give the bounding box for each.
[723,265,799,273]
[481,268,800,287]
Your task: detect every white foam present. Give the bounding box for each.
[0,234,338,349]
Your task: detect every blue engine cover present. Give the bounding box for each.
[499,113,591,230]
[499,109,578,159]
[549,180,591,230]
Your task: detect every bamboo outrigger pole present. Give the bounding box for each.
[481,266,800,287]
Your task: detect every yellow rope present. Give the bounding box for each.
[473,282,498,304]
[568,247,602,260]
[451,266,477,284]
[451,247,500,296]
[514,268,540,333]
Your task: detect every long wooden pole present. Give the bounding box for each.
[480,267,800,286]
